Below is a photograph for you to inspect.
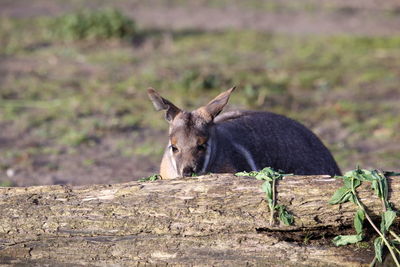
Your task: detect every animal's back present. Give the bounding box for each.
[213,111,341,176]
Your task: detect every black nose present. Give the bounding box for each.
[182,167,195,177]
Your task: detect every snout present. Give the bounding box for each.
[182,166,195,177]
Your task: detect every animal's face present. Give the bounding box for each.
[147,86,235,177]
[168,112,210,177]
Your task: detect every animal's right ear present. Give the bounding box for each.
[202,86,236,121]
[147,88,181,122]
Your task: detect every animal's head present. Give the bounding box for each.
[147,87,235,177]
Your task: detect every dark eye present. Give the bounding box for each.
[170,145,179,153]
[197,144,207,151]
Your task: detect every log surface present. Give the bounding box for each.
[0,174,399,266]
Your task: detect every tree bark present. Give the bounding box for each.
[0,174,399,266]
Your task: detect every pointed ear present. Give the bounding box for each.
[147,88,181,122]
[201,87,236,121]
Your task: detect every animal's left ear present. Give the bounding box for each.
[200,86,236,121]
[147,88,181,122]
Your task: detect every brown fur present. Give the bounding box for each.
[194,107,213,122]
[148,87,235,178]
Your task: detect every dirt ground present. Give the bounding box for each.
[1,0,400,186]
[1,0,400,36]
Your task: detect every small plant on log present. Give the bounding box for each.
[329,167,400,266]
[236,167,294,226]
[139,174,160,182]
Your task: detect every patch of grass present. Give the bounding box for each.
[82,158,95,166]
[0,17,46,55]
[59,131,88,146]
[134,142,164,157]
[0,180,14,187]
[0,8,136,54]
[47,8,136,41]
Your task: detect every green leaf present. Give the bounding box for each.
[138,174,159,182]
[354,209,365,234]
[344,168,374,181]
[235,171,257,177]
[348,193,357,204]
[344,177,361,190]
[358,170,374,181]
[256,172,272,181]
[343,169,357,178]
[370,170,382,180]
[380,172,389,201]
[392,239,400,245]
[262,181,272,199]
[371,171,385,198]
[343,177,351,189]
[374,237,383,262]
[332,234,363,246]
[237,167,292,181]
[329,187,351,204]
[371,180,380,197]
[277,205,294,225]
[381,210,397,233]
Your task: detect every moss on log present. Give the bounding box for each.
[0,174,399,266]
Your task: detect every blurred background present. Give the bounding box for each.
[0,0,399,186]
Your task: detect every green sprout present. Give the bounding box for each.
[329,168,400,266]
[138,174,160,182]
[236,167,294,226]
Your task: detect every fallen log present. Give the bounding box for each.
[0,174,399,266]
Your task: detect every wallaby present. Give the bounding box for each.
[147,87,342,179]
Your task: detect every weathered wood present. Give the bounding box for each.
[0,174,399,266]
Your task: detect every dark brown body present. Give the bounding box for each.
[209,111,340,175]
